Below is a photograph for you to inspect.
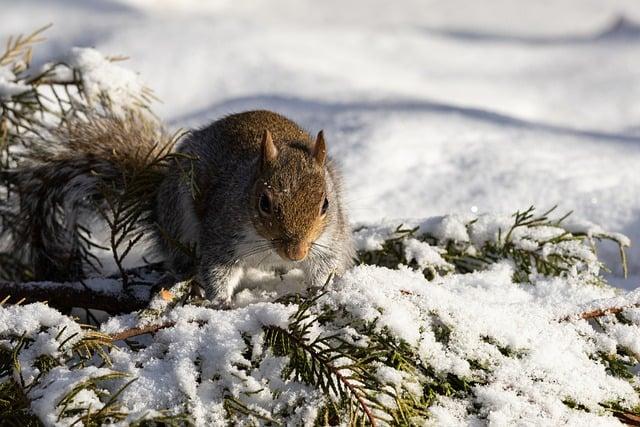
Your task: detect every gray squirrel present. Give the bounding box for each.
[10,110,354,304]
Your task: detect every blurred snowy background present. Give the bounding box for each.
[3,0,639,287]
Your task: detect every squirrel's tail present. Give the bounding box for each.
[8,112,177,281]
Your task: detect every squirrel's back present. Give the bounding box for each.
[189,110,312,157]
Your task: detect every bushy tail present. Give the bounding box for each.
[8,112,178,281]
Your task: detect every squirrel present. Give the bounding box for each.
[10,110,355,304]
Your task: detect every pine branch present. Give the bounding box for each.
[357,206,629,286]
[265,324,378,426]
[560,289,640,321]
[575,304,640,321]
[0,279,151,314]
[0,24,51,67]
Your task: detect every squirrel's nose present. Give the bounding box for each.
[283,241,309,261]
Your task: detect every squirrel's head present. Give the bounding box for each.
[251,129,330,262]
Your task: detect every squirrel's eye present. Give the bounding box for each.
[321,197,329,215]
[259,193,272,216]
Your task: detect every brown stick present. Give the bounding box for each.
[561,302,640,322]
[0,279,151,314]
[575,304,639,321]
[613,411,640,426]
[110,322,175,341]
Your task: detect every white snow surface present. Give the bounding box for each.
[2,0,640,286]
[2,215,638,426]
[2,259,640,425]
[0,66,30,99]
[67,47,147,109]
[331,264,638,424]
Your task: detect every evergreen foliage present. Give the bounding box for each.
[357,205,628,286]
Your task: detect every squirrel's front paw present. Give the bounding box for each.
[200,265,240,308]
[192,294,233,309]
[210,296,233,310]
[204,287,234,309]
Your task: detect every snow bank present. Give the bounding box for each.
[329,263,638,424]
[1,45,148,115]
[2,213,638,426]
[4,0,640,282]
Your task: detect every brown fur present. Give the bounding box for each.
[187,111,329,261]
[11,108,354,296]
[32,112,174,174]
[229,112,328,260]
[207,110,312,155]
[11,111,176,280]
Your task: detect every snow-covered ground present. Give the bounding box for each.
[4,212,640,426]
[3,0,639,286]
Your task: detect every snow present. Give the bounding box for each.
[0,207,637,425]
[102,302,313,425]
[319,264,640,424]
[30,366,118,426]
[3,0,639,282]
[0,301,80,338]
[3,253,639,425]
[404,238,449,269]
[0,66,30,99]
[67,47,147,110]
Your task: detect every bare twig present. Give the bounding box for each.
[562,303,640,322]
[110,322,175,341]
[613,411,640,426]
[559,289,640,322]
[110,316,212,342]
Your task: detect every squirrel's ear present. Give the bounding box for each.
[313,130,327,167]
[261,130,278,167]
